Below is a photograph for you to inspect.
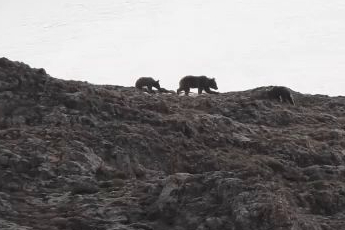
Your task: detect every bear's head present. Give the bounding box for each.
[209,78,218,90]
[153,80,161,89]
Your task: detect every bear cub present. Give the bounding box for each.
[267,86,295,105]
[135,77,160,94]
[177,75,219,96]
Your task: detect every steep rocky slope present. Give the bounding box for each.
[0,57,345,230]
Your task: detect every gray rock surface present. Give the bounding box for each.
[0,57,345,229]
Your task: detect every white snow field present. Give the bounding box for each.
[0,0,345,95]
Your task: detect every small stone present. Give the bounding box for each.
[71,182,99,195]
[0,155,9,166]
[205,217,223,230]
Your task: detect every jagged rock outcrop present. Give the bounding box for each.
[0,57,345,230]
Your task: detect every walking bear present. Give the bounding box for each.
[135,77,160,94]
[177,75,219,96]
[267,86,295,105]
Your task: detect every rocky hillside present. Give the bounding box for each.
[0,57,345,230]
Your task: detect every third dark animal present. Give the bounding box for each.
[267,86,295,105]
[176,75,219,96]
[135,77,160,94]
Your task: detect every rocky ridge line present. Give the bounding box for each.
[0,57,345,230]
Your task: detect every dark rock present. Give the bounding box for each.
[71,181,99,195]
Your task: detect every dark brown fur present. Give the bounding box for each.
[177,75,219,96]
[267,86,295,105]
[135,77,160,94]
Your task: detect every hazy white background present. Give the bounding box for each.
[1,0,345,95]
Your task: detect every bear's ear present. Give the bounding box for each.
[157,80,160,83]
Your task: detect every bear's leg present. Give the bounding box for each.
[281,95,292,104]
[278,95,283,103]
[148,86,155,94]
[184,88,190,96]
[142,88,149,93]
[198,87,203,95]
[138,86,149,93]
[288,96,295,105]
[177,87,182,95]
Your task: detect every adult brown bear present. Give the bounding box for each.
[176,75,219,96]
[135,77,160,94]
[267,86,295,105]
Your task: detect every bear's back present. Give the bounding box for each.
[270,86,290,97]
[179,75,208,88]
[267,86,295,105]
[135,77,155,88]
